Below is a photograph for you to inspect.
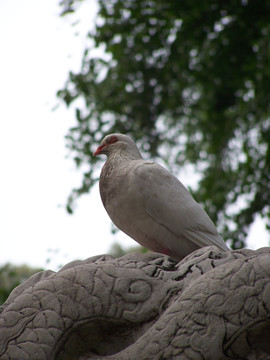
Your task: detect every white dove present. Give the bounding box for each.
[93,133,229,261]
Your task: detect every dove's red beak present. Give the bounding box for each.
[93,144,106,156]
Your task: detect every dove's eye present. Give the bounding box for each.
[108,136,118,144]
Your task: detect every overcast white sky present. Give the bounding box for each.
[0,0,268,271]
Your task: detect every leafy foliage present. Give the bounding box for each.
[0,263,42,306]
[58,0,270,248]
[108,242,147,258]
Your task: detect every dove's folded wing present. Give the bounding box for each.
[133,162,228,251]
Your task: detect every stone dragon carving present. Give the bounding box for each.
[0,246,270,359]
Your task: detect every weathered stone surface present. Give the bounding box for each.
[0,246,270,359]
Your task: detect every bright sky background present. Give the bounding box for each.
[0,0,268,271]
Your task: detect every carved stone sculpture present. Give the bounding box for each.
[0,246,270,359]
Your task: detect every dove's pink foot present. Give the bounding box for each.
[161,248,171,256]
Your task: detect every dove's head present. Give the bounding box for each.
[93,133,142,159]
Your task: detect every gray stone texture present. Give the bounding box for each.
[0,246,270,359]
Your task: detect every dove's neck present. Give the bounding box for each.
[102,150,143,181]
[109,147,143,162]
